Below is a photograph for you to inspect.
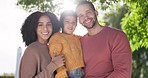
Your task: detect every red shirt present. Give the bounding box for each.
[81,26,132,78]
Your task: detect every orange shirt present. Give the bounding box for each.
[48,32,84,78]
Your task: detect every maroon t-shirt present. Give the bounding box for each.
[81,26,132,78]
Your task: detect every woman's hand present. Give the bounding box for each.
[51,52,65,68]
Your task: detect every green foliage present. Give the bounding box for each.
[17,0,59,12]
[125,0,146,4]
[0,73,14,78]
[89,0,122,10]
[121,0,148,51]
[87,0,148,52]
[99,19,106,26]
[132,47,148,78]
[0,76,14,78]
[103,2,128,29]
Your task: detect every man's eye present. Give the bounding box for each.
[87,12,91,15]
[78,15,84,19]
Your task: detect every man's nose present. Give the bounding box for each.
[84,15,88,20]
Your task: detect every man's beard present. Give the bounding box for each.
[83,18,97,29]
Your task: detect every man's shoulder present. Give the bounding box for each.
[106,26,122,32]
[105,26,128,41]
[105,26,125,35]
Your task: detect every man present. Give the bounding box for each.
[76,1,132,78]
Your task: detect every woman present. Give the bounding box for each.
[19,11,65,78]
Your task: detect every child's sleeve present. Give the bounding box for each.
[48,35,62,56]
[48,34,68,78]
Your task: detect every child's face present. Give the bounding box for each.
[36,15,52,44]
[63,16,77,34]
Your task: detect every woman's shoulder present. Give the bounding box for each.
[20,42,40,66]
[24,42,40,55]
[28,41,39,49]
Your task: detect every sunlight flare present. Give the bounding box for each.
[63,0,75,11]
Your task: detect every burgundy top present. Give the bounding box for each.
[81,26,132,78]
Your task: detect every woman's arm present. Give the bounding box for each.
[19,47,65,78]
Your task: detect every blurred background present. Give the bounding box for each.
[0,0,148,78]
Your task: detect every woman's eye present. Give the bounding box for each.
[47,23,52,26]
[38,24,43,26]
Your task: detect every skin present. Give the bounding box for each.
[63,16,77,34]
[36,15,52,44]
[36,15,65,66]
[76,4,103,36]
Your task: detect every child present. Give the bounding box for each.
[48,10,84,78]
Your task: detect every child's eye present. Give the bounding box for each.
[64,21,69,24]
[65,21,69,23]
[72,22,76,25]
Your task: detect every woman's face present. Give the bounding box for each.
[63,16,77,34]
[36,15,52,44]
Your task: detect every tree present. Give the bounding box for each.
[17,0,62,13]
[132,47,148,78]
[86,0,148,51]
[121,0,148,51]
[121,0,148,78]
[103,2,128,29]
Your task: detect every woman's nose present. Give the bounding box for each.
[43,26,47,30]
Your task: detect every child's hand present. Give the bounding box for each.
[51,52,65,67]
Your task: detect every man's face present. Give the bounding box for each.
[76,4,98,29]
